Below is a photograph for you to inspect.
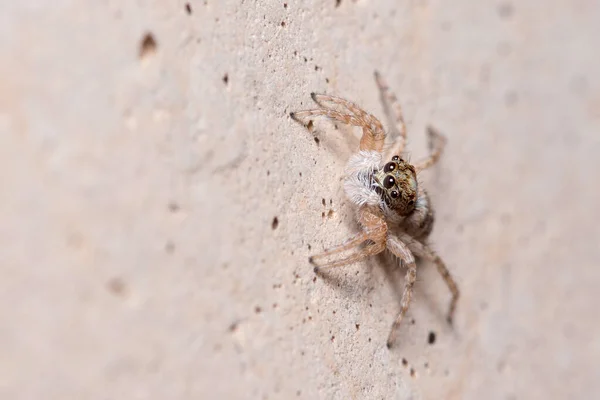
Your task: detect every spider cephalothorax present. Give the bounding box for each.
[373,155,418,216]
[290,71,459,349]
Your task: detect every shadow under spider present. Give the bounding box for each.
[378,253,446,323]
[315,250,451,335]
[314,251,380,303]
[307,119,359,162]
[381,251,460,342]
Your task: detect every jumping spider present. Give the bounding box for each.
[290,72,459,348]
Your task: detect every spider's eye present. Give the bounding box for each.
[391,155,400,161]
[408,199,415,206]
[390,190,399,198]
[384,175,396,189]
[384,162,396,173]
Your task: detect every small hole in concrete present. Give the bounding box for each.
[139,32,157,59]
[314,136,320,145]
[106,277,128,297]
[284,3,288,8]
[402,358,408,367]
[168,201,180,213]
[165,240,176,254]
[255,306,262,314]
[222,73,229,85]
[335,0,342,7]
[281,21,285,27]
[410,368,416,377]
[505,91,519,106]
[185,2,192,14]
[497,2,514,19]
[428,331,436,345]
[271,216,279,230]
[355,323,360,330]
[228,321,239,332]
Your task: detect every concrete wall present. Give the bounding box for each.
[1,1,599,399]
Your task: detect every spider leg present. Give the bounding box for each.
[312,242,385,272]
[291,94,386,152]
[291,109,362,127]
[414,126,447,173]
[374,71,408,159]
[402,234,459,325]
[309,232,370,265]
[310,205,388,272]
[310,93,369,117]
[385,235,417,348]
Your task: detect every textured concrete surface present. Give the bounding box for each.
[1,1,599,399]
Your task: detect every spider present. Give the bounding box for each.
[290,71,459,348]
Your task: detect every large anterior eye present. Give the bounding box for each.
[384,175,395,189]
[384,162,396,173]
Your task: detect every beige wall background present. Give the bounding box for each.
[1,1,599,399]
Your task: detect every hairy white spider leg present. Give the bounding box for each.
[312,242,386,273]
[414,126,447,173]
[374,71,408,159]
[385,234,417,348]
[291,94,386,152]
[309,232,369,263]
[311,206,388,271]
[400,232,459,324]
[310,93,368,118]
[291,109,362,126]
